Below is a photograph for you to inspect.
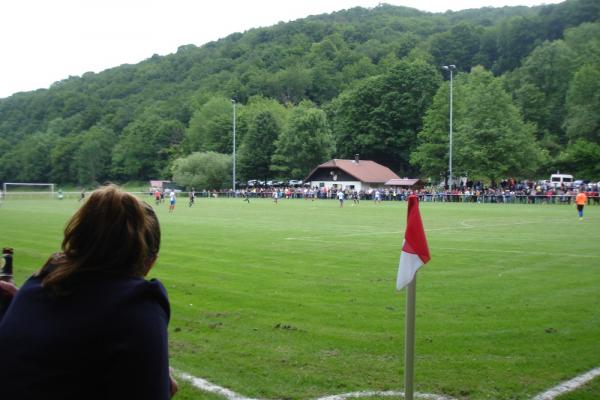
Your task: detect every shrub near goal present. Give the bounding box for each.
[2,183,55,200]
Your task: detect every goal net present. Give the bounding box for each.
[2,183,55,200]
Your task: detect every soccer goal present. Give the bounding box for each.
[2,183,55,200]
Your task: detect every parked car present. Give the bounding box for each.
[573,180,590,189]
[288,180,303,186]
[247,180,265,187]
[549,173,573,188]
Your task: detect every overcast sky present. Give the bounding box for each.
[0,0,564,99]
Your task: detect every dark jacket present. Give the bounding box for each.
[0,270,171,400]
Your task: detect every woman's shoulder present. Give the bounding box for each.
[106,275,168,303]
[117,277,171,321]
[132,278,169,309]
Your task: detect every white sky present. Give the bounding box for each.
[0,0,564,99]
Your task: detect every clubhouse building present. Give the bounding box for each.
[304,156,400,191]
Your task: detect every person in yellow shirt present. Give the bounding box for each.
[575,190,588,220]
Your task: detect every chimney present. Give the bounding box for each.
[355,154,359,164]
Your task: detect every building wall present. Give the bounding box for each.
[309,181,385,191]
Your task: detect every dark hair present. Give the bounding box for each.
[41,185,161,287]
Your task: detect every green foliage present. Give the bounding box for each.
[505,40,578,143]
[555,140,600,179]
[413,67,544,183]
[494,16,542,73]
[0,133,55,182]
[271,101,335,178]
[0,1,598,184]
[112,114,184,180]
[185,97,235,154]
[237,109,282,181]
[334,60,441,175]
[74,126,117,185]
[563,22,600,66]
[429,22,483,72]
[455,68,544,182]
[564,65,600,144]
[409,83,454,180]
[49,135,82,184]
[171,151,232,190]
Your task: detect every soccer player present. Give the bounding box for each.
[374,190,381,204]
[169,190,176,213]
[352,190,359,205]
[575,189,587,220]
[337,190,345,208]
[188,188,195,207]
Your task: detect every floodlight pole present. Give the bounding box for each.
[442,65,456,190]
[232,99,236,193]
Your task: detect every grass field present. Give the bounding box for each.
[0,196,598,400]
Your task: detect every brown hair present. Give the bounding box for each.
[41,185,161,287]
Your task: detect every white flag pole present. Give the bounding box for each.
[404,275,417,400]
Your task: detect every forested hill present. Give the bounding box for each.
[1,0,599,187]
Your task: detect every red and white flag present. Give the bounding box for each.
[396,195,430,290]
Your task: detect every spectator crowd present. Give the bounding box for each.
[183,179,599,205]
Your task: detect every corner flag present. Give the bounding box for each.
[396,195,430,290]
[397,195,430,400]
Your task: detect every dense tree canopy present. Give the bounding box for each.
[333,60,440,175]
[171,152,232,190]
[0,0,599,187]
[271,101,335,179]
[412,67,544,183]
[237,110,281,182]
[185,97,235,154]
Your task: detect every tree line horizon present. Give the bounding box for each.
[0,0,598,189]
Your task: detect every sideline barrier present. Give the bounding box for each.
[3,191,598,205]
[415,193,600,205]
[162,191,600,205]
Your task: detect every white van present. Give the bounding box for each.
[549,173,573,188]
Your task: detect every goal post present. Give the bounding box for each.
[3,183,55,200]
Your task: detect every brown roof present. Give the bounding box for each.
[385,178,423,186]
[306,159,400,183]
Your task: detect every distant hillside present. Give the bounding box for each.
[0,0,598,185]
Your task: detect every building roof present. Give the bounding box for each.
[149,180,171,188]
[385,178,424,187]
[305,159,400,183]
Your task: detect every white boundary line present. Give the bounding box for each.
[177,371,261,400]
[315,391,457,400]
[284,219,572,241]
[532,367,600,400]
[177,367,600,400]
[177,369,457,400]
[435,247,600,259]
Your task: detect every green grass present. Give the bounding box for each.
[1,197,599,400]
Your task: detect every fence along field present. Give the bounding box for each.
[0,196,598,399]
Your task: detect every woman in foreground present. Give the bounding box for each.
[0,185,177,399]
